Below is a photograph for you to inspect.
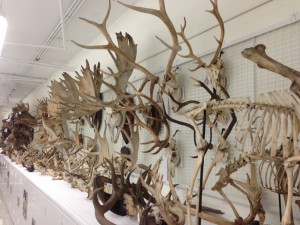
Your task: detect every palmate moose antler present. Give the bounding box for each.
[48,61,103,119]
[69,23,139,143]
[70,0,179,150]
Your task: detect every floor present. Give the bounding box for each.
[0,195,13,225]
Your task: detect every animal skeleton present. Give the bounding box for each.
[212,155,266,224]
[0,103,36,157]
[238,44,300,225]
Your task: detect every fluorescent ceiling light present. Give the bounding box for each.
[0,15,7,54]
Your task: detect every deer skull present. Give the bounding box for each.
[105,107,125,143]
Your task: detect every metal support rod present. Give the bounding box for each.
[3,42,66,50]
[278,181,282,221]
[0,56,75,71]
[58,0,66,49]
[0,73,47,82]
[198,109,207,225]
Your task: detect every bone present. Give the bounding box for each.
[260,109,274,155]
[202,146,228,189]
[242,44,300,92]
[281,162,294,225]
[239,107,259,152]
[282,113,290,158]
[235,107,251,142]
[252,108,267,153]
[271,110,282,157]
[292,114,300,156]
[186,150,205,225]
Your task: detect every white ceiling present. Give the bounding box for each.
[0,0,138,107]
[0,0,292,110]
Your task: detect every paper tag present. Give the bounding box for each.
[104,183,113,194]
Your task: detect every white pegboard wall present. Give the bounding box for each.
[255,21,300,95]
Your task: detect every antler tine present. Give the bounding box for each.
[128,89,171,154]
[126,168,135,186]
[104,157,119,189]
[118,158,126,187]
[118,0,159,16]
[206,0,225,66]
[127,82,145,108]
[140,158,163,193]
[131,112,159,142]
[72,0,113,50]
[79,0,111,30]
[177,17,206,71]
[118,0,181,82]
[191,77,220,100]
[72,3,159,85]
[98,66,127,80]
[137,167,151,187]
[165,90,199,112]
[143,143,164,155]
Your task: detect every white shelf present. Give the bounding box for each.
[0,155,139,225]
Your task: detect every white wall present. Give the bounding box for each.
[21,0,300,224]
[24,0,300,108]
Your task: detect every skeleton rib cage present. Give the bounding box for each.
[234,89,300,196]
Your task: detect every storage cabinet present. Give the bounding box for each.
[0,156,77,225]
[0,155,136,225]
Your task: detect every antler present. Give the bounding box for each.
[207,0,225,66]
[92,158,127,225]
[177,0,224,71]
[118,0,181,83]
[130,90,170,154]
[140,158,185,225]
[72,0,157,84]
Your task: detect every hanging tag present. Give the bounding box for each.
[104,182,113,194]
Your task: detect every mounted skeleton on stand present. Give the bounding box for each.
[236,44,300,225]
[206,44,300,225]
